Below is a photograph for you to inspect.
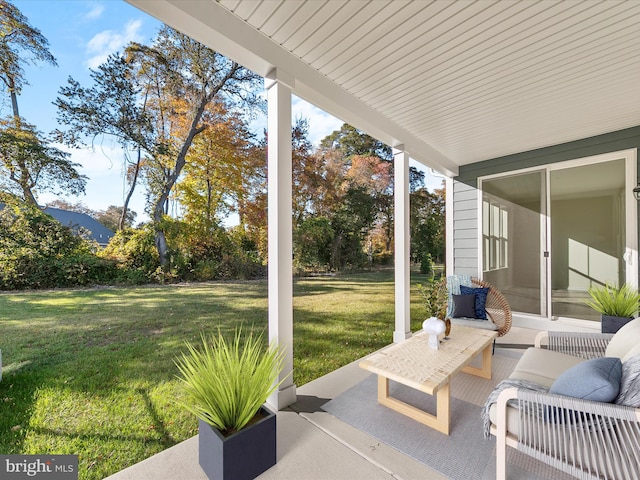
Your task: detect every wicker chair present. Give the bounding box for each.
[490,328,640,480]
[445,277,512,337]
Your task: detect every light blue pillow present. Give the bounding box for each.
[549,357,622,402]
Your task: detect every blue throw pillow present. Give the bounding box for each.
[451,294,476,318]
[549,357,622,402]
[459,286,489,320]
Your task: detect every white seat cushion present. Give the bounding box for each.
[450,317,498,331]
[606,318,640,359]
[509,347,585,388]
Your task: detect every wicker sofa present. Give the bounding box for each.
[487,319,640,479]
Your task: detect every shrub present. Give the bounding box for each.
[100,225,159,273]
[420,253,434,275]
[294,216,334,271]
[0,196,117,289]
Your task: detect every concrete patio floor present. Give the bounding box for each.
[106,327,541,480]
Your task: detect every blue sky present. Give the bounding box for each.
[6,0,439,223]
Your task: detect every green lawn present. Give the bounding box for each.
[0,271,432,479]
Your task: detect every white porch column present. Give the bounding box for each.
[393,147,412,343]
[265,69,296,409]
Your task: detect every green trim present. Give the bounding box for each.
[457,125,640,185]
[455,124,640,290]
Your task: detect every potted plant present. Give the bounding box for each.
[175,328,286,480]
[417,278,450,337]
[585,283,640,333]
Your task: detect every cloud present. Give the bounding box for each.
[55,142,123,178]
[82,4,105,21]
[85,19,143,69]
[292,97,343,146]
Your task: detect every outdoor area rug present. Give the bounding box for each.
[322,352,574,480]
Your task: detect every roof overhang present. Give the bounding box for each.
[126,0,640,178]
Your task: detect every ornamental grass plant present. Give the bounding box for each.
[585,283,640,318]
[175,329,286,436]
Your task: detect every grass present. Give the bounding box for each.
[0,271,433,479]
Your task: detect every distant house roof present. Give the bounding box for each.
[44,207,114,247]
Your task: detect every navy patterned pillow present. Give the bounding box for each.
[459,286,489,320]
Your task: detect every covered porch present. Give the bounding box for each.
[125,0,640,410]
[117,1,640,478]
[107,327,543,480]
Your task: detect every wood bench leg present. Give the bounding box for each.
[461,342,493,379]
[377,375,450,435]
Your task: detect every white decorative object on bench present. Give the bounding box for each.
[486,319,640,479]
[422,317,445,350]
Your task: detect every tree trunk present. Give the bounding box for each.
[8,76,20,121]
[154,228,169,268]
[151,80,217,266]
[8,75,38,206]
[119,147,142,230]
[331,233,343,271]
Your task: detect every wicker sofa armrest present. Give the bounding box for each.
[534,331,614,359]
[493,387,640,480]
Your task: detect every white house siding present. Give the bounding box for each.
[452,180,479,277]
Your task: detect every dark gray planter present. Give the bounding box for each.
[198,405,277,480]
[601,315,634,333]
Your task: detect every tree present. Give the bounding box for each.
[290,118,324,224]
[45,199,95,216]
[411,185,445,265]
[55,53,153,229]
[236,136,267,260]
[177,100,257,229]
[0,1,85,204]
[0,0,56,122]
[125,26,262,266]
[293,216,333,270]
[313,126,395,267]
[329,185,376,269]
[95,205,136,231]
[320,124,391,161]
[0,119,86,203]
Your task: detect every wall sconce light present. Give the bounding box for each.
[634,184,640,201]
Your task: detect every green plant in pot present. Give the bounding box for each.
[175,328,286,480]
[585,283,640,333]
[418,279,450,336]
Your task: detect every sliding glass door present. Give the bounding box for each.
[482,171,546,316]
[550,160,626,321]
[480,152,636,324]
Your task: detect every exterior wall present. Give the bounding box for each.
[451,181,479,276]
[450,125,640,285]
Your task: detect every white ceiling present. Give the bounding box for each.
[126,0,640,178]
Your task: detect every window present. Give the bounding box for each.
[482,195,508,271]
